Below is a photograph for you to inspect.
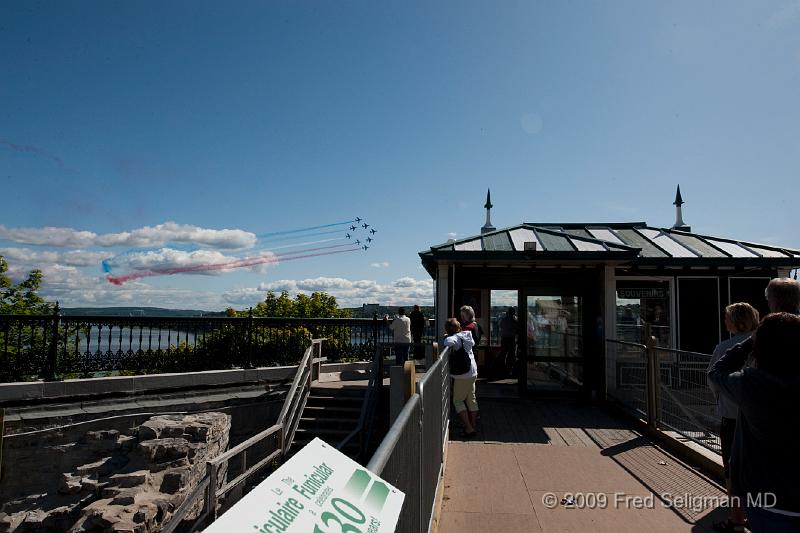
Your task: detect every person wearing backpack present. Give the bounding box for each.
[443,318,479,438]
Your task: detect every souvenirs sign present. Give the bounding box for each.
[617,288,666,299]
[205,438,404,533]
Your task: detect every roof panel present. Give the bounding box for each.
[669,233,728,258]
[745,245,790,258]
[483,232,513,251]
[638,228,697,258]
[615,229,668,257]
[708,239,758,258]
[536,231,576,252]
[587,228,627,246]
[453,238,483,251]
[564,228,594,240]
[508,228,540,252]
[571,238,607,252]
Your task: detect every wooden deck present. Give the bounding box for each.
[437,380,728,533]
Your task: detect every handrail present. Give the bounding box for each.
[336,341,384,460]
[161,477,211,533]
[166,338,325,531]
[366,393,420,474]
[606,338,647,349]
[650,345,713,358]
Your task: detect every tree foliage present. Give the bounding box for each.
[0,255,53,315]
[212,291,361,364]
[228,291,351,319]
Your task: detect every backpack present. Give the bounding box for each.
[467,322,482,345]
[449,339,472,375]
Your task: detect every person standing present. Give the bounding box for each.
[459,305,482,344]
[498,307,519,377]
[443,318,479,438]
[707,303,760,533]
[708,312,800,532]
[385,308,412,366]
[718,278,800,361]
[409,305,427,360]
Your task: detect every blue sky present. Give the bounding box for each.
[1,1,799,309]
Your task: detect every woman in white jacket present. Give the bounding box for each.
[443,318,478,437]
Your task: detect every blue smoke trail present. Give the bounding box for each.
[256,228,348,244]
[256,220,353,238]
[252,236,344,252]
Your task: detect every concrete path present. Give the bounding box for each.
[437,386,728,533]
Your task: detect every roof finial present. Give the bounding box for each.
[671,185,690,232]
[674,184,684,206]
[481,188,496,234]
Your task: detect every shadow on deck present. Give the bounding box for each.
[438,379,728,533]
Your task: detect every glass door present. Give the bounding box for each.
[526,294,584,392]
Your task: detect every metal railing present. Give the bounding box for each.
[337,341,385,462]
[606,337,720,454]
[366,347,451,533]
[162,339,325,532]
[0,310,437,382]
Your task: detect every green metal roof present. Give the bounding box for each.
[420,222,800,273]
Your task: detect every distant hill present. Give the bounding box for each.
[59,305,434,318]
[61,307,226,317]
[346,305,434,318]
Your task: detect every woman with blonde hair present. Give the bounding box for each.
[708,302,759,533]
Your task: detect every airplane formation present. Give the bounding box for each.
[349,217,375,253]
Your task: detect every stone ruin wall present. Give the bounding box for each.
[0,413,230,532]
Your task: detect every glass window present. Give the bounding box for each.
[615,281,671,347]
[677,278,720,353]
[489,290,518,346]
[526,295,583,391]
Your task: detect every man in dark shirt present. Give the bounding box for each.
[498,307,519,377]
[409,305,427,360]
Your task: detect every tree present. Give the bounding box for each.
[0,255,53,315]
[245,291,351,319]
[201,291,358,366]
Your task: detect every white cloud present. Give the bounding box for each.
[0,247,113,267]
[224,276,434,308]
[447,232,458,239]
[0,221,256,249]
[370,261,390,268]
[4,262,225,309]
[4,260,434,310]
[106,248,277,275]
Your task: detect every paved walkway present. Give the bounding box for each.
[437,382,728,533]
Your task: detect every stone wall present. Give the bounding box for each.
[0,413,230,532]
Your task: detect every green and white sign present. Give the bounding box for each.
[205,438,404,533]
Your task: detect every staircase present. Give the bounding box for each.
[291,385,365,459]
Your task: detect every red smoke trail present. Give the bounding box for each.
[106,245,359,286]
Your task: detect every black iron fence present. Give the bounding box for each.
[0,311,437,382]
[606,338,720,454]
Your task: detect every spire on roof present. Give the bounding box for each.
[672,185,690,232]
[481,188,496,234]
[674,184,684,206]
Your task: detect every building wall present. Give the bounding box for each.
[430,260,781,398]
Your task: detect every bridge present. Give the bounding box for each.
[0,314,730,532]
